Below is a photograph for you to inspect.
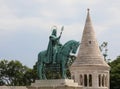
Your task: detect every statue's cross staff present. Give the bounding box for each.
[60,26,64,37]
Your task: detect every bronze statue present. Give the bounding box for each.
[37,26,79,79]
[46,26,62,64]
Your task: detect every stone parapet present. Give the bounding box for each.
[0,86,27,89]
[27,79,83,89]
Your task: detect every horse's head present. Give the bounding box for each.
[71,41,80,54]
[58,40,79,57]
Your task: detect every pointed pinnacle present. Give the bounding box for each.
[87,8,90,12]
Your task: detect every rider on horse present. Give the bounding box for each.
[37,26,79,79]
[46,27,62,64]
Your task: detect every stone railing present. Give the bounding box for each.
[0,86,27,89]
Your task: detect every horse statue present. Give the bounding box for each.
[37,40,79,79]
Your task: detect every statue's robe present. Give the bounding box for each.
[46,34,62,63]
[46,35,58,63]
[46,36,53,63]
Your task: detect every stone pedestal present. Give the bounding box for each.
[27,79,83,89]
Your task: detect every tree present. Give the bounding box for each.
[0,60,10,85]
[109,56,120,89]
[0,60,36,86]
[99,42,111,62]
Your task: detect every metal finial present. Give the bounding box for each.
[87,8,90,12]
[61,26,64,31]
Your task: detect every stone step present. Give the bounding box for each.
[31,79,79,87]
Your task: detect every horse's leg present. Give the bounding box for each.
[61,60,67,79]
[38,53,43,79]
[43,73,46,79]
[38,62,43,79]
[42,64,47,79]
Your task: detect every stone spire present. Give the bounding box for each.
[70,9,110,89]
[72,9,109,67]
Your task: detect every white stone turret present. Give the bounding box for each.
[70,9,110,89]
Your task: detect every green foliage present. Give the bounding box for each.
[32,62,38,80]
[0,60,37,86]
[1,55,120,88]
[99,42,110,62]
[109,56,120,89]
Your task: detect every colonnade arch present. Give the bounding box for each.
[79,74,92,87]
[98,74,107,87]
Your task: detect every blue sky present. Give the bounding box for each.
[0,0,120,68]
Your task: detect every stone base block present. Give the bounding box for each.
[27,79,83,89]
[27,86,82,89]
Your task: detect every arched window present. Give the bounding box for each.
[98,74,101,87]
[89,74,92,87]
[84,74,87,87]
[89,41,92,44]
[80,74,83,85]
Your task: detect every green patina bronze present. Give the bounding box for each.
[37,26,79,79]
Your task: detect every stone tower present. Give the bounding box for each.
[70,9,110,89]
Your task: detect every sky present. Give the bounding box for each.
[0,0,120,68]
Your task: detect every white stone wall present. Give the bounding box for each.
[0,86,27,89]
[70,65,110,89]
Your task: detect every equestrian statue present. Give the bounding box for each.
[37,26,79,79]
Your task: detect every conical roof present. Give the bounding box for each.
[72,9,109,67]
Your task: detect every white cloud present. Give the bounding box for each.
[107,7,120,26]
[0,1,16,18]
[94,25,109,37]
[0,0,120,67]
[56,0,101,6]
